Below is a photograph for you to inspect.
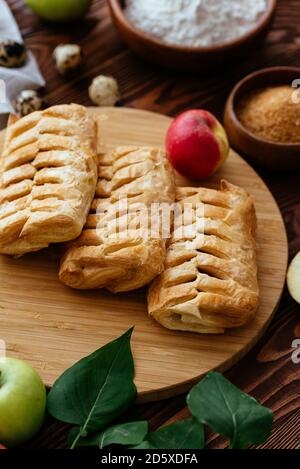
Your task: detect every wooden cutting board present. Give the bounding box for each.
[0,107,288,402]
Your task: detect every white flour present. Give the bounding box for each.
[125,0,267,47]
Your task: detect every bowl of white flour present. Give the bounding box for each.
[108,0,277,70]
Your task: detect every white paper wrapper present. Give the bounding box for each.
[0,0,45,128]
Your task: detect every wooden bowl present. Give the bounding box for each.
[108,0,277,71]
[224,66,300,171]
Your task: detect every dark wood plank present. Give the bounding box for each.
[4,0,300,449]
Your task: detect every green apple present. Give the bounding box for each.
[0,357,46,448]
[25,0,92,22]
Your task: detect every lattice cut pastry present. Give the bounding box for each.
[148,180,259,334]
[0,104,98,256]
[59,146,175,292]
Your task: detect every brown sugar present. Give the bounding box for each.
[237,85,300,144]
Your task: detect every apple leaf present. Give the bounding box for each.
[132,418,204,449]
[69,421,148,448]
[47,328,136,448]
[187,372,273,449]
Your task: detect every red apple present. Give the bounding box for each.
[166,110,229,180]
[0,444,6,449]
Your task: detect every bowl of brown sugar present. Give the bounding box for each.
[224,66,300,171]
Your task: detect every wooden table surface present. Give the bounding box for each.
[6,0,300,449]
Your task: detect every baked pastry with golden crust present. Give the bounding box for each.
[59,146,175,292]
[148,180,259,334]
[0,104,98,256]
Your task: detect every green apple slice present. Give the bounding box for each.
[287,252,300,304]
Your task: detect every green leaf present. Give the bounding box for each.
[187,371,273,449]
[47,328,137,448]
[132,440,156,449]
[132,418,204,449]
[69,421,148,448]
[67,427,82,447]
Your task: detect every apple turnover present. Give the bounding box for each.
[0,104,98,256]
[59,146,175,292]
[148,180,259,334]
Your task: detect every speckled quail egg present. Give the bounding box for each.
[89,75,120,107]
[0,40,27,68]
[13,90,44,117]
[53,44,82,76]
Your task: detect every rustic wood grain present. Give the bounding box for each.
[3,0,300,449]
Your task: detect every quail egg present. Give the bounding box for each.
[13,90,44,117]
[0,40,27,68]
[89,75,120,107]
[53,44,82,76]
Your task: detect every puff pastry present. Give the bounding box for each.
[0,104,98,256]
[148,180,259,334]
[59,146,175,292]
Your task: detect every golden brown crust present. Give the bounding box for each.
[147,180,259,334]
[0,104,98,256]
[59,146,175,292]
